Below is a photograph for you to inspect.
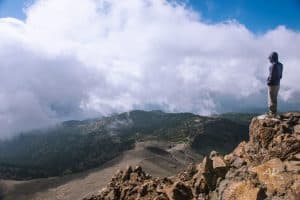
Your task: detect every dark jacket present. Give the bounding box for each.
[267,62,283,86]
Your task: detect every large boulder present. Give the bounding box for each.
[235,113,300,166]
[201,153,229,191]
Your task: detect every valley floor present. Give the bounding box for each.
[0,141,201,200]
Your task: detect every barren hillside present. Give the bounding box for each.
[0,141,201,200]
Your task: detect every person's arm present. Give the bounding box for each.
[267,65,275,85]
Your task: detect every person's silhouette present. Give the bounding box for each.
[267,52,283,117]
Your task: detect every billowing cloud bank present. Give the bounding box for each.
[0,0,299,138]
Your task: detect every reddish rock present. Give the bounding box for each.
[250,158,294,195]
[221,181,264,200]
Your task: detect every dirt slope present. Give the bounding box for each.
[0,141,201,200]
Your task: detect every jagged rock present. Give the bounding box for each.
[224,166,256,181]
[212,155,228,178]
[267,133,300,160]
[212,156,226,169]
[290,179,300,199]
[294,124,300,133]
[196,162,204,173]
[250,117,279,148]
[162,177,174,185]
[279,121,293,134]
[134,165,142,173]
[209,150,220,158]
[284,160,300,173]
[165,181,193,200]
[221,180,264,200]
[120,186,129,200]
[241,113,300,165]
[226,142,249,165]
[196,193,207,200]
[144,173,152,179]
[138,182,148,197]
[107,188,121,200]
[178,164,197,181]
[208,191,218,200]
[186,164,197,179]
[192,174,209,196]
[201,153,229,191]
[111,169,123,181]
[231,141,247,158]
[202,156,213,173]
[133,165,147,178]
[249,158,294,195]
[129,172,139,183]
[231,157,246,168]
[153,194,169,200]
[122,166,133,181]
[291,152,300,160]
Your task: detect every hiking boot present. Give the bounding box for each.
[265,111,277,118]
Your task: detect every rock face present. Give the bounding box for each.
[83,112,300,200]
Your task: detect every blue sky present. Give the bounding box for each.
[0,0,300,32]
[0,0,28,19]
[188,0,300,32]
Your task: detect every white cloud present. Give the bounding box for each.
[0,0,299,138]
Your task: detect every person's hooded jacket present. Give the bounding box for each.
[267,52,283,86]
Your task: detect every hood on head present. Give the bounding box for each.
[269,52,279,63]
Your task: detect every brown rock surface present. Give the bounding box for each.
[250,158,293,195]
[83,112,300,200]
[222,181,263,200]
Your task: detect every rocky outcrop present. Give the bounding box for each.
[83,112,300,200]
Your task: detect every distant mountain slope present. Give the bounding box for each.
[215,112,259,125]
[0,110,249,180]
[190,117,249,155]
[0,141,201,200]
[0,131,134,180]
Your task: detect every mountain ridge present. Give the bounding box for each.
[0,110,249,180]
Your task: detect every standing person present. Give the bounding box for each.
[267,52,283,117]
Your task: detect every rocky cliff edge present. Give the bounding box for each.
[84,112,300,200]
